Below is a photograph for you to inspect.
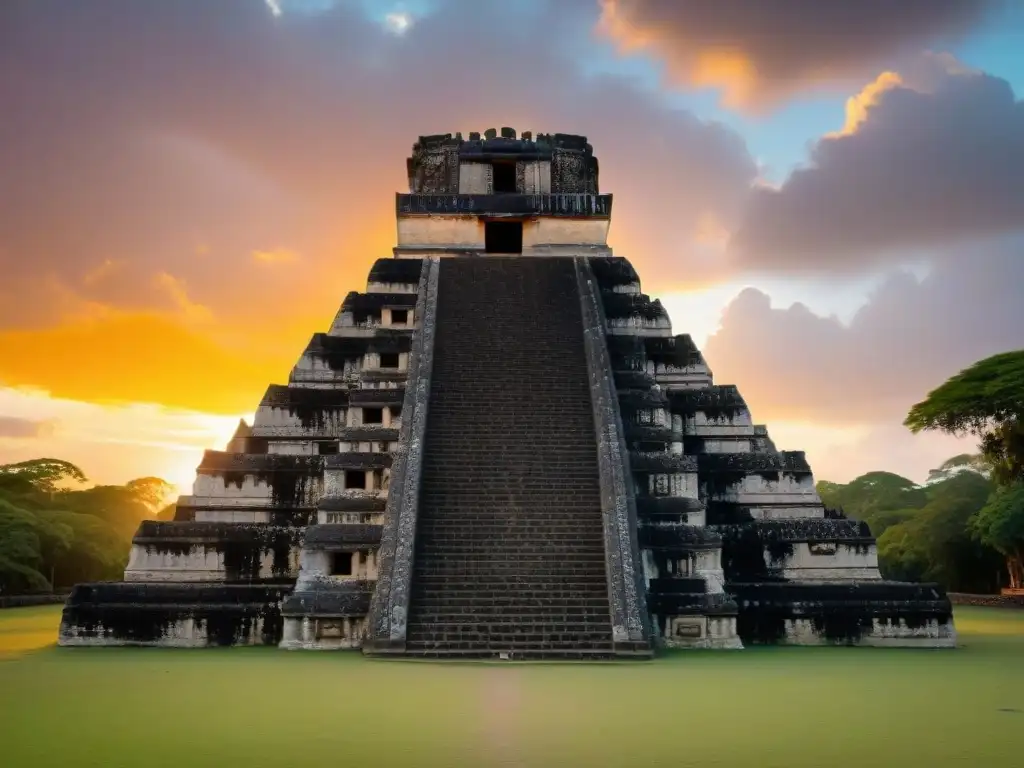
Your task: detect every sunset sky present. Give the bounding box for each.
[2,0,1023,492]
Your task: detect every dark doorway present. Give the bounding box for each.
[492,162,517,193]
[344,470,367,490]
[485,221,523,254]
[331,552,353,576]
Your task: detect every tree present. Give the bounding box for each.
[905,350,1024,486]
[56,480,169,539]
[925,453,991,484]
[970,482,1024,590]
[817,471,928,536]
[876,471,1003,593]
[0,460,174,592]
[0,498,66,591]
[124,477,176,511]
[0,458,87,495]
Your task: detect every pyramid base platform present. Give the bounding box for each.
[58,582,292,647]
[730,581,957,647]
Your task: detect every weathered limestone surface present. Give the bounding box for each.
[61,133,954,653]
[591,255,955,648]
[352,257,439,652]
[392,257,635,658]
[59,258,428,648]
[574,258,650,651]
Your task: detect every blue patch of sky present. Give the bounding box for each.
[297,0,1019,325]
[566,30,845,184]
[953,3,1024,94]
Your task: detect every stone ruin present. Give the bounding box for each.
[59,129,956,657]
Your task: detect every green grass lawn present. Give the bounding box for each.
[2,606,1023,768]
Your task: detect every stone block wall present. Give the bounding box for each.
[59,259,427,648]
[591,256,955,649]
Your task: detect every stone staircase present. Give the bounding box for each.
[405,257,616,658]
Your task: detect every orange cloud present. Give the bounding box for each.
[155,272,215,324]
[0,308,285,415]
[693,211,731,249]
[82,258,122,287]
[831,71,904,136]
[252,248,300,265]
[596,0,990,112]
[0,386,243,492]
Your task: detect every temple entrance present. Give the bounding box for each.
[484,220,522,254]
[491,161,516,193]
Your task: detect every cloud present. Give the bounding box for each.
[830,71,904,136]
[597,0,994,110]
[729,55,1024,271]
[155,273,215,324]
[0,416,54,439]
[0,309,281,414]
[252,249,300,265]
[702,237,1024,427]
[0,386,242,490]
[0,0,757,411]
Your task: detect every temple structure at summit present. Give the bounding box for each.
[60,128,956,657]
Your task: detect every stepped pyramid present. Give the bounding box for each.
[60,129,956,657]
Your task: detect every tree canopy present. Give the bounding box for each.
[0,459,173,593]
[905,350,1024,486]
[817,471,928,534]
[0,458,87,494]
[819,463,1004,593]
[970,482,1024,590]
[925,453,991,484]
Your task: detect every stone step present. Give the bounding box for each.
[409,592,610,606]
[405,258,616,655]
[411,573,608,584]
[408,631,612,640]
[415,530,605,541]
[413,552,606,561]
[410,592,611,603]
[403,646,618,659]
[412,575,608,585]
[407,620,611,632]
[413,561,607,572]
[414,538,606,549]
[409,607,612,620]
[405,631,613,643]
[413,559,607,569]
[415,523,605,534]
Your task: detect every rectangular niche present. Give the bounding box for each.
[344,470,367,490]
[484,221,523,254]
[331,552,353,576]
[491,161,517,193]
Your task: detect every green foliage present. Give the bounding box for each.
[0,500,53,592]
[824,463,1003,593]
[817,471,928,535]
[925,453,991,484]
[970,482,1024,589]
[865,508,918,537]
[905,350,1024,486]
[0,459,172,593]
[0,458,87,494]
[979,420,1024,487]
[124,477,176,510]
